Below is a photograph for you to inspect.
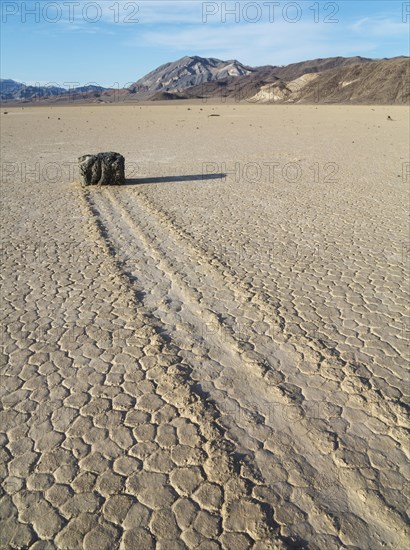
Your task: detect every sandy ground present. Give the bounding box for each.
[1,103,409,549]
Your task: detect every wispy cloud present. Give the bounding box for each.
[351,16,410,36]
[38,1,203,27]
[131,1,204,25]
[132,20,378,66]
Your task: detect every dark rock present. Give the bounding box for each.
[78,152,125,186]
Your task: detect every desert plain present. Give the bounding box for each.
[0,102,409,549]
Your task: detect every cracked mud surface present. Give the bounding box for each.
[1,104,409,549]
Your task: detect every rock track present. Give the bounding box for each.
[79,183,408,547]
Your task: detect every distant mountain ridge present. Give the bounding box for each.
[288,57,409,104]
[2,55,409,104]
[0,79,107,101]
[180,56,376,99]
[178,56,409,104]
[270,56,375,80]
[129,55,253,94]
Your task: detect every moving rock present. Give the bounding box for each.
[78,152,125,186]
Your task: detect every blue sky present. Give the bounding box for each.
[1,1,409,87]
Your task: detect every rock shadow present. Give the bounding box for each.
[123,173,226,185]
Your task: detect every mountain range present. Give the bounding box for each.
[1,55,409,104]
[0,80,107,101]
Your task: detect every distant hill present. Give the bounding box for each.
[128,55,254,95]
[150,91,189,101]
[271,56,374,80]
[293,56,409,104]
[246,57,410,104]
[0,79,107,102]
[181,56,378,101]
[180,56,409,104]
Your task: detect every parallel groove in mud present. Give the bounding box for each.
[127,190,409,449]
[85,186,408,546]
[130,189,410,525]
[137,191,408,411]
[77,187,291,546]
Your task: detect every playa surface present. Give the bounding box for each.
[1,103,409,549]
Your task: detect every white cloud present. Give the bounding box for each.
[47,0,203,27]
[130,1,204,25]
[350,16,410,37]
[132,20,379,66]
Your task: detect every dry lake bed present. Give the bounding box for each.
[1,103,409,549]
